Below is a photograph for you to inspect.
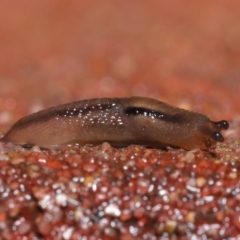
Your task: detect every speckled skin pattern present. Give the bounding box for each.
[2,97,229,150]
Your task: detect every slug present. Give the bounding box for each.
[2,97,229,150]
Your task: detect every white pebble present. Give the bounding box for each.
[56,193,68,206]
[63,227,74,240]
[104,203,121,217]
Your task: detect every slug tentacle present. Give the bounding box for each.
[2,97,229,150]
[213,120,229,130]
[212,132,224,142]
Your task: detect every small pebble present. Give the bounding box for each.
[105,203,121,217]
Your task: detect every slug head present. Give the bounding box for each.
[197,119,229,150]
[210,120,229,142]
[168,119,229,151]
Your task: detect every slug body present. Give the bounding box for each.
[2,97,229,150]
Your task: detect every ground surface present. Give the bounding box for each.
[0,1,240,239]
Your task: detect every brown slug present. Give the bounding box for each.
[2,97,229,150]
